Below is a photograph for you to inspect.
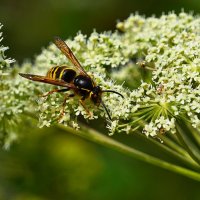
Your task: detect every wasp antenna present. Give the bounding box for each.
[102,90,124,98]
[101,100,112,121]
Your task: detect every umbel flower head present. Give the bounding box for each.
[114,12,200,137]
[1,12,200,148]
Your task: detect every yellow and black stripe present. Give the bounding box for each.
[46,66,77,83]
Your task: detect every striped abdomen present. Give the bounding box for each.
[47,66,76,83]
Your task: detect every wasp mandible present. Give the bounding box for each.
[19,37,123,120]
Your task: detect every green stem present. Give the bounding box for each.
[131,117,200,170]
[187,124,200,147]
[58,124,200,181]
[119,114,148,128]
[159,135,191,158]
[139,133,200,171]
[24,111,200,181]
[176,122,200,165]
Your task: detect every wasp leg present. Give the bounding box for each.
[58,93,75,122]
[79,98,93,118]
[40,88,69,97]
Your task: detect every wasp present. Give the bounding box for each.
[19,37,123,120]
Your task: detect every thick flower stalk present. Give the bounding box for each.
[1,13,200,180]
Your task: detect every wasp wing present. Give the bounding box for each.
[19,73,76,89]
[54,36,89,77]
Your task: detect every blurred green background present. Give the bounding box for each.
[1,0,200,199]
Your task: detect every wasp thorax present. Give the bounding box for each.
[74,75,93,90]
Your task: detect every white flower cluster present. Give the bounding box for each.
[112,12,200,136]
[0,24,15,71]
[18,12,200,137]
[0,26,38,148]
[2,12,200,147]
[0,24,22,148]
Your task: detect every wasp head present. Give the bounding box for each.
[91,86,102,105]
[91,86,124,120]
